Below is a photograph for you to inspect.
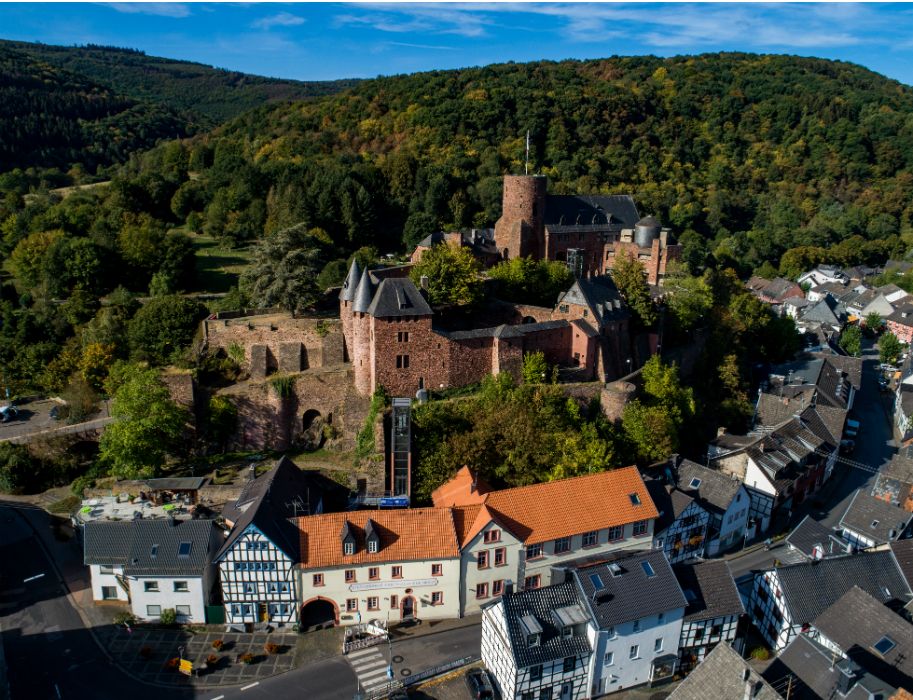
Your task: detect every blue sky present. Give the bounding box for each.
[3,3,913,84]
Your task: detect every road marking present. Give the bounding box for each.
[347,647,378,659]
[209,696,225,700]
[240,682,259,691]
[23,573,45,583]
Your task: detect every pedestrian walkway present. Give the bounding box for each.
[347,646,392,693]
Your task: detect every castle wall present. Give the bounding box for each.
[340,299,353,362]
[520,324,573,366]
[370,316,446,397]
[447,336,497,388]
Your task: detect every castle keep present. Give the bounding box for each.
[495,174,681,285]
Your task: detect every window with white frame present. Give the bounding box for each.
[629,645,639,659]
[173,581,189,592]
[582,531,597,547]
[607,525,623,541]
[604,651,614,665]
[654,637,663,652]
[554,536,571,553]
[144,581,159,592]
[632,520,649,536]
[99,565,115,574]
[147,605,162,616]
[526,543,542,559]
[101,586,117,600]
[176,605,191,617]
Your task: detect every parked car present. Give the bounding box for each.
[465,669,495,699]
[845,418,861,437]
[0,405,18,423]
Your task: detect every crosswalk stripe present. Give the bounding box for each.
[362,675,393,689]
[347,647,380,660]
[359,665,390,680]
[353,658,386,672]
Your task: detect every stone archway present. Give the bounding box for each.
[300,596,338,631]
[300,409,325,451]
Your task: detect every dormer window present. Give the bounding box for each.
[368,540,378,553]
[562,625,574,639]
[341,520,356,556]
[365,518,380,554]
[344,542,355,555]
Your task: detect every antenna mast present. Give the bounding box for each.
[525,130,530,175]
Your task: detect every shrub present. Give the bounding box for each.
[159,608,177,626]
[264,642,281,655]
[211,639,224,651]
[238,652,255,665]
[114,611,137,626]
[48,494,81,514]
[269,374,295,398]
[71,474,94,496]
[750,646,771,661]
[206,654,218,666]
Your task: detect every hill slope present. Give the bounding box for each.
[6,41,359,123]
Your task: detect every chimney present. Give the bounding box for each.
[420,275,429,290]
[717,427,727,438]
[503,581,514,596]
[742,668,753,700]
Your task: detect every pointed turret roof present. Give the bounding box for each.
[339,259,362,302]
[352,269,375,313]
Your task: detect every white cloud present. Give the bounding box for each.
[104,3,191,19]
[388,41,455,51]
[252,12,306,30]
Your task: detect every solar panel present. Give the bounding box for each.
[641,561,656,578]
[178,541,192,558]
[589,573,605,590]
[873,636,896,655]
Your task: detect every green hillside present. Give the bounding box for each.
[5,41,359,123]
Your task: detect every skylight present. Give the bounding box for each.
[871,520,880,528]
[178,541,191,558]
[608,563,623,577]
[641,561,656,578]
[689,477,702,489]
[873,635,896,656]
[150,544,158,559]
[590,573,605,591]
[629,493,641,506]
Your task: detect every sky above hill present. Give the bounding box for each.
[3,2,913,84]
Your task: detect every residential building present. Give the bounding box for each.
[216,457,347,627]
[798,265,849,288]
[645,479,711,564]
[668,642,782,700]
[672,459,753,554]
[878,283,910,305]
[809,586,913,692]
[571,551,687,695]
[782,296,810,320]
[482,582,592,700]
[296,508,461,627]
[795,295,847,337]
[886,304,913,345]
[889,540,913,597]
[83,518,221,623]
[873,451,913,512]
[763,634,896,700]
[845,288,895,322]
[672,561,744,671]
[745,277,804,308]
[748,550,912,651]
[784,515,851,562]
[838,490,913,549]
[435,466,659,614]
[768,355,859,412]
[896,357,913,442]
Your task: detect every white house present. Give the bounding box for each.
[296,508,461,627]
[482,581,592,700]
[798,265,848,288]
[570,551,687,696]
[83,518,221,623]
[673,460,752,555]
[748,550,912,652]
[837,490,913,549]
[436,466,659,614]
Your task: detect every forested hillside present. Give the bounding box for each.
[5,41,359,123]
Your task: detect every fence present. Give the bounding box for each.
[360,653,481,700]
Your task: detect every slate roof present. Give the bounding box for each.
[352,270,375,313]
[366,277,433,318]
[339,259,362,302]
[773,550,913,625]
[887,303,913,328]
[839,490,913,545]
[415,231,445,248]
[544,194,640,229]
[755,390,816,428]
[881,452,913,484]
[498,581,592,668]
[890,540,913,589]
[297,508,460,568]
[765,634,895,700]
[144,477,207,491]
[673,560,744,623]
[674,459,743,516]
[573,549,687,628]
[669,642,782,700]
[555,275,627,327]
[785,515,850,560]
[811,352,863,391]
[812,586,913,691]
[218,457,347,562]
[800,295,846,326]
[439,467,658,546]
[84,518,216,576]
[645,479,698,533]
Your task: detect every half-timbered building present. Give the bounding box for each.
[748,550,912,651]
[216,457,346,627]
[482,581,591,700]
[672,560,744,671]
[646,479,711,564]
[838,489,913,549]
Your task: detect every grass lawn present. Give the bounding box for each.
[188,232,253,294]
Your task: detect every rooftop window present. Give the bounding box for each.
[689,477,702,489]
[589,573,605,590]
[873,635,896,656]
[629,493,642,506]
[641,561,656,578]
[178,542,191,558]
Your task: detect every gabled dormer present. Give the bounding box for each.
[519,613,542,647]
[341,520,356,556]
[364,518,380,554]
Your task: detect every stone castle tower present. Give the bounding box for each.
[338,259,361,362]
[494,174,548,260]
[350,270,375,396]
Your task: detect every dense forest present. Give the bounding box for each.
[0,40,356,174]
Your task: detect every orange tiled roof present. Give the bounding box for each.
[453,466,658,545]
[297,507,460,569]
[431,465,491,507]
[452,503,482,546]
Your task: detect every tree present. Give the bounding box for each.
[316,259,349,290]
[409,243,483,307]
[640,356,696,425]
[839,325,863,357]
[611,253,657,327]
[665,269,714,331]
[203,395,237,451]
[522,351,550,384]
[878,331,903,365]
[241,224,323,314]
[127,295,203,365]
[864,312,883,333]
[0,443,37,494]
[488,257,573,307]
[621,401,678,463]
[99,364,188,479]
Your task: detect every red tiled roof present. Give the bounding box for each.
[431,465,491,507]
[448,467,658,545]
[297,508,460,569]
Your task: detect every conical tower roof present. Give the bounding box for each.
[352,270,375,313]
[338,259,362,302]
